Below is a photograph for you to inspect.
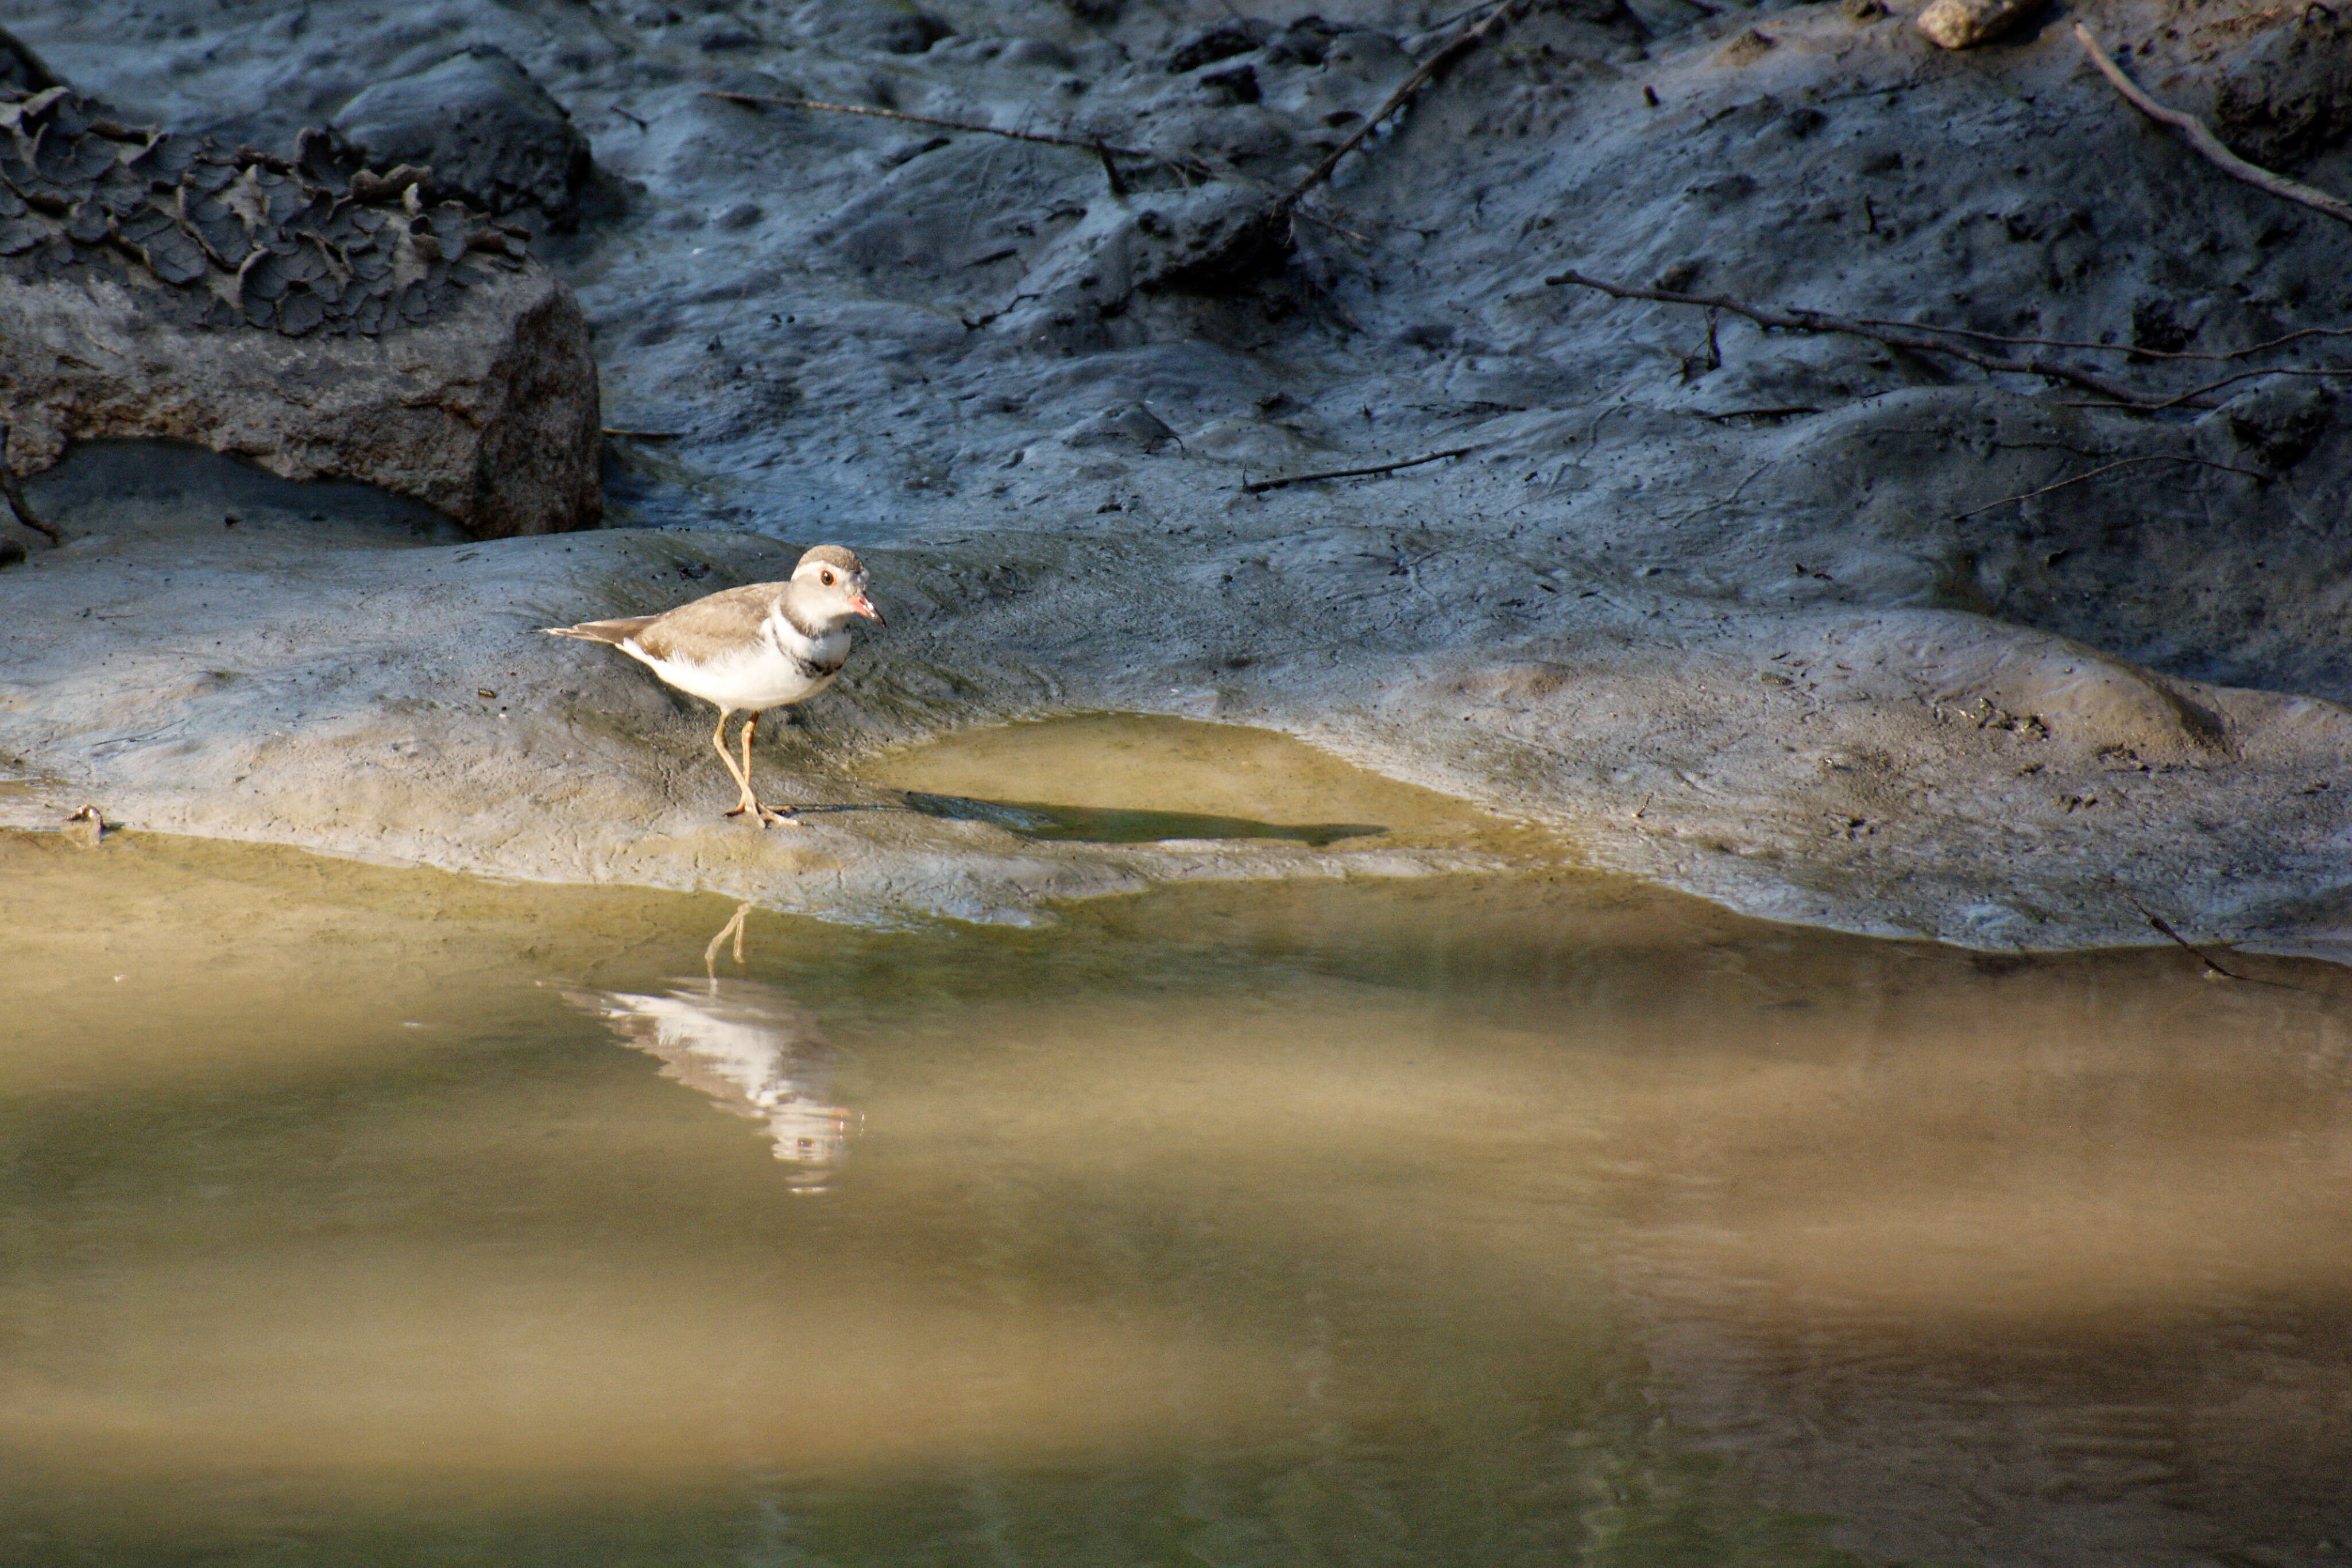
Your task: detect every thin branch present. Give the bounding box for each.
[1545,267,2181,407]
[2074,24,2352,226]
[1692,404,1821,423]
[2061,362,2352,414]
[1278,0,1526,214]
[0,424,59,544]
[702,92,1209,175]
[1848,315,2352,363]
[1243,445,1478,493]
[2140,905,2249,979]
[1951,453,2268,520]
[2121,893,2343,994]
[2122,893,2257,981]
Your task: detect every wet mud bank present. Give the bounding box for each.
[5,0,2352,951]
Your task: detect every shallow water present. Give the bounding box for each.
[5,828,2351,1568]
[872,711,1529,854]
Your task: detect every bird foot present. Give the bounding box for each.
[726,801,800,828]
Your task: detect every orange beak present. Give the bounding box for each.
[850,592,885,628]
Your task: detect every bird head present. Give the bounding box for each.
[793,544,884,628]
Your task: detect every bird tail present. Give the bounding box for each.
[544,615,658,645]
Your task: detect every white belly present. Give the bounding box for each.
[625,639,838,713]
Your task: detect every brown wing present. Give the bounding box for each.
[544,614,659,646]
[625,582,784,664]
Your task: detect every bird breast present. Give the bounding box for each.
[618,609,848,712]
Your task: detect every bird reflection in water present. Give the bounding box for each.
[568,904,855,1191]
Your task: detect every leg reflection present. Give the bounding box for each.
[572,906,856,1190]
[705,900,752,988]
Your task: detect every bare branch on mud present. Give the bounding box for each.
[1951,454,2270,520]
[1850,315,2352,363]
[702,92,1213,177]
[1692,405,1822,423]
[2070,363,2352,415]
[1544,268,2184,407]
[2123,893,2256,981]
[1243,446,1479,493]
[2074,24,2352,227]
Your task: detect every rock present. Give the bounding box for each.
[1264,18,1340,67]
[698,23,764,53]
[1063,404,1176,454]
[1914,0,2041,49]
[1197,65,1261,107]
[1167,21,1272,73]
[1133,187,1294,293]
[2214,8,2352,168]
[332,47,594,230]
[0,25,59,96]
[999,39,1075,70]
[2210,381,2338,470]
[1062,402,1179,453]
[1321,31,1409,81]
[873,10,955,55]
[0,89,601,539]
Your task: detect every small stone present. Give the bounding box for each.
[1167,21,1270,73]
[872,11,954,54]
[1916,0,2042,50]
[1062,402,1178,454]
[1198,64,1259,106]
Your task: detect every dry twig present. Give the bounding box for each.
[1546,268,2183,407]
[2124,895,2252,981]
[1693,404,1821,423]
[1852,315,2352,363]
[1243,446,1479,493]
[1950,453,2269,520]
[2074,25,2352,226]
[702,91,1211,176]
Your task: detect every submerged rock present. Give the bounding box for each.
[0,88,601,537]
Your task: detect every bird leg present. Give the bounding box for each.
[710,710,760,817]
[722,710,796,827]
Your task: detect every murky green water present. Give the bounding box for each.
[5,823,2351,1567]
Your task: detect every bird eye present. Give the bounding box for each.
[821,570,835,586]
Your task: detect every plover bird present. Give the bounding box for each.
[544,544,882,826]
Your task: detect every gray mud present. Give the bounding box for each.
[6,0,2352,951]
